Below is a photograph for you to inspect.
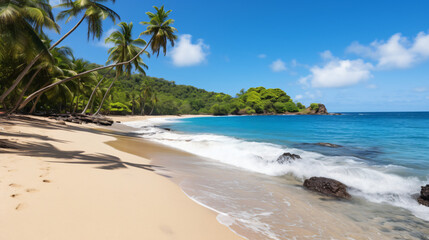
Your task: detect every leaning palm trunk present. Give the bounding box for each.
[9,68,42,113]
[94,75,117,115]
[81,68,113,114]
[149,105,155,115]
[29,93,42,114]
[0,15,87,104]
[20,37,154,110]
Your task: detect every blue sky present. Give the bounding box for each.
[48,0,429,112]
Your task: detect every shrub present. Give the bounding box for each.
[285,102,299,112]
[109,102,131,115]
[310,103,319,111]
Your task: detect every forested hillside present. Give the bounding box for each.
[97,69,308,115]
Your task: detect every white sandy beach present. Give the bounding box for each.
[0,115,242,240]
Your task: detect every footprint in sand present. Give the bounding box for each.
[10,194,20,198]
[42,179,51,183]
[9,183,21,188]
[26,188,38,193]
[15,203,24,210]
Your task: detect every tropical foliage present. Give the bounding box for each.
[0,1,316,116]
[0,1,178,115]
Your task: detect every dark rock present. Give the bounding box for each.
[417,185,429,207]
[417,197,429,207]
[420,185,429,200]
[316,104,328,114]
[277,152,301,164]
[161,127,171,131]
[303,177,351,199]
[316,142,342,148]
[116,121,121,123]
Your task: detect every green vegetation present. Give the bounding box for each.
[310,103,320,111]
[89,73,309,115]
[0,2,177,115]
[0,1,321,116]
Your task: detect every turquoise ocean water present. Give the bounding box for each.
[125,112,429,239]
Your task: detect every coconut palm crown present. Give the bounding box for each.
[56,0,120,40]
[105,21,148,76]
[140,5,177,57]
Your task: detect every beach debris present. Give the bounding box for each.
[49,114,114,126]
[276,152,301,164]
[303,177,351,199]
[417,185,429,207]
[57,120,66,125]
[316,142,342,148]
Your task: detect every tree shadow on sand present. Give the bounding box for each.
[1,140,159,171]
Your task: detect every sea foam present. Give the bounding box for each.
[124,118,429,221]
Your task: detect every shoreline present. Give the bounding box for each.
[0,115,242,240]
[112,114,429,239]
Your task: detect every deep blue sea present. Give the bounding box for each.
[166,112,429,178]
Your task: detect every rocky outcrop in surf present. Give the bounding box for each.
[417,185,429,207]
[303,177,351,199]
[276,152,301,164]
[316,142,342,148]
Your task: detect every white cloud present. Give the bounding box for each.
[347,32,429,69]
[270,59,287,72]
[320,50,334,60]
[303,55,373,88]
[414,87,427,92]
[170,34,209,67]
[367,84,377,89]
[96,27,116,49]
[295,94,303,100]
[258,54,267,59]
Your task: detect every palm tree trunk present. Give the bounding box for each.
[81,67,113,114]
[0,53,42,103]
[140,101,146,115]
[131,98,135,115]
[20,36,154,110]
[94,74,117,115]
[29,93,42,114]
[9,68,42,113]
[50,15,86,50]
[149,105,155,115]
[1,15,87,104]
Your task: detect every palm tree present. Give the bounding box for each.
[80,67,112,113]
[149,92,158,115]
[10,44,74,113]
[0,0,59,105]
[20,5,177,110]
[69,58,98,112]
[1,0,120,104]
[139,83,152,115]
[94,21,148,115]
[28,45,76,113]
